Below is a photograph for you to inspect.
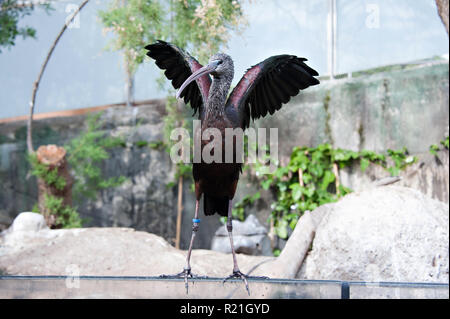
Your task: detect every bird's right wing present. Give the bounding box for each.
[145,40,211,118]
[225,55,319,129]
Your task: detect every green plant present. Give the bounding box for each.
[429,144,440,156]
[429,136,449,155]
[28,153,66,190]
[441,136,449,149]
[386,147,416,176]
[238,143,417,245]
[149,140,165,150]
[135,140,148,148]
[99,0,164,75]
[36,194,83,229]
[28,112,127,228]
[0,0,52,53]
[272,249,281,257]
[64,112,126,200]
[232,192,260,221]
[168,0,246,64]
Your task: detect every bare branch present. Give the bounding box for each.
[27,0,90,153]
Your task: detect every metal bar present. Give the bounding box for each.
[327,0,337,79]
[0,275,447,289]
[341,281,350,299]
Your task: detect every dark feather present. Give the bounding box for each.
[269,72,291,104]
[145,40,211,118]
[226,54,319,128]
[262,78,277,115]
[273,71,299,97]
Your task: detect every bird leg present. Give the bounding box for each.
[220,200,250,295]
[222,199,269,295]
[160,199,206,294]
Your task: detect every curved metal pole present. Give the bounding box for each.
[27,0,90,153]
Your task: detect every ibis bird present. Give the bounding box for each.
[145,40,319,294]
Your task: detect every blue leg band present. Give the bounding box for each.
[192,218,201,223]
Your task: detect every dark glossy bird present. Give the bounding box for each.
[145,40,319,295]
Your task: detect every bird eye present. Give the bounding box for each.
[218,60,223,65]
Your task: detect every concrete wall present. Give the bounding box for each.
[0,62,448,249]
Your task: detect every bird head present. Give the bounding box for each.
[176,53,234,99]
[208,53,234,79]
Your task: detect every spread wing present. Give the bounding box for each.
[225,55,320,129]
[145,40,211,118]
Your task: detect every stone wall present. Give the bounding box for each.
[0,62,448,249]
[257,62,449,157]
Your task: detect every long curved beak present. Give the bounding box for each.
[176,60,220,99]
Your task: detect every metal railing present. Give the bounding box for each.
[0,275,448,299]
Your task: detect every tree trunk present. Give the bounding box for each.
[436,0,449,35]
[125,59,135,107]
[36,145,73,228]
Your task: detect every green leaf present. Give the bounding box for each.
[289,218,298,230]
[251,192,261,201]
[360,158,370,172]
[440,136,449,149]
[262,179,272,190]
[321,170,335,190]
[277,182,287,192]
[302,173,312,184]
[291,184,303,201]
[275,219,288,239]
[388,166,400,177]
[429,144,439,156]
[273,249,281,257]
[304,186,316,198]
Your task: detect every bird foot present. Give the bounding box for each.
[222,270,269,296]
[159,268,207,294]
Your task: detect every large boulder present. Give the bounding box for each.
[298,186,449,283]
[8,212,48,233]
[0,219,272,278]
[211,214,271,256]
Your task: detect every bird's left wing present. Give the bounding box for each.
[145,40,211,118]
[225,55,319,129]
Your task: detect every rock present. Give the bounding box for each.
[9,212,48,233]
[340,149,449,204]
[298,186,449,283]
[252,208,328,279]
[0,224,272,279]
[211,214,271,256]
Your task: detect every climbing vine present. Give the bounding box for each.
[233,143,417,242]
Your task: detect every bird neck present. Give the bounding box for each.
[205,74,233,121]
